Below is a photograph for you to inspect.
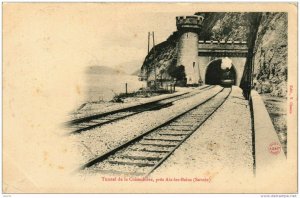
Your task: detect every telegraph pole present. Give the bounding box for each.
[146,32,150,85]
[152,31,157,90]
[148,32,150,54]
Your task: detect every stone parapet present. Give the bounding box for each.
[199,40,247,44]
[176,15,204,30]
[198,41,248,57]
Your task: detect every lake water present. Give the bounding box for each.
[85,73,145,102]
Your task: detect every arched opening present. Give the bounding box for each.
[205,59,237,87]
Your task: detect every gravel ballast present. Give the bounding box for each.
[151,86,253,179]
[70,87,196,120]
[72,86,223,167]
[72,85,253,181]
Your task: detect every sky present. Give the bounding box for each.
[4,3,203,108]
[5,4,200,74]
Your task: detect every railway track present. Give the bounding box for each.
[81,87,232,176]
[68,85,215,134]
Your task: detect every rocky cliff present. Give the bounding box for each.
[253,13,288,97]
[140,32,179,83]
[140,12,288,97]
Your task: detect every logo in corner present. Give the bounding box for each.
[268,142,281,155]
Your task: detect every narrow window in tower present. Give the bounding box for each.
[186,33,188,38]
[193,62,195,68]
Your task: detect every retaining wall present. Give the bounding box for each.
[250,90,286,176]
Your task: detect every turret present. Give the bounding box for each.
[176,14,204,85]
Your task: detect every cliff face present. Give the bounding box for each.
[209,13,250,41]
[253,13,288,97]
[140,12,288,97]
[201,12,288,97]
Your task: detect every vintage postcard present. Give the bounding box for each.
[3,2,298,193]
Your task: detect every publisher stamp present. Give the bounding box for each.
[269,142,281,155]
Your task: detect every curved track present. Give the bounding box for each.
[81,87,232,176]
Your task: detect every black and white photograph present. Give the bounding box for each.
[3,3,297,194]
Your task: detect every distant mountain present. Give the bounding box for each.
[86,66,126,75]
[115,59,143,75]
[86,59,143,76]
[132,68,141,76]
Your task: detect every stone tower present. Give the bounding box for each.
[176,14,204,85]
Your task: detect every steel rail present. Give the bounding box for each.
[81,87,227,171]
[70,85,214,134]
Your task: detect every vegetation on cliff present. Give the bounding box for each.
[140,32,179,83]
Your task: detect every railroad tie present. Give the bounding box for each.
[143,137,182,142]
[107,160,156,167]
[128,148,170,153]
[118,155,162,161]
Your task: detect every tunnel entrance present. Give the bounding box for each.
[205,59,237,87]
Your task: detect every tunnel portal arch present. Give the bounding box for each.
[204,58,237,86]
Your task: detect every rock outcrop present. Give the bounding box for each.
[253,13,288,97]
[140,12,288,97]
[140,32,179,83]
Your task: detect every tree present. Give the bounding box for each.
[168,65,186,85]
